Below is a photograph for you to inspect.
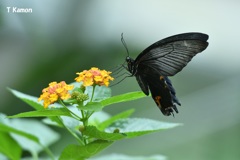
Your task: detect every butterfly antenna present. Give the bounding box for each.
[109,33,132,87]
[121,33,130,57]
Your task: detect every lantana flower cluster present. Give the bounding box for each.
[38,81,74,108]
[38,67,114,108]
[75,67,114,87]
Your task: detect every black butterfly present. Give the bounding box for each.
[125,32,209,116]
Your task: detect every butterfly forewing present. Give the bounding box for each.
[136,32,208,59]
[135,38,209,76]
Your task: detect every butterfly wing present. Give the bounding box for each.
[134,33,209,76]
[135,74,149,95]
[131,33,209,116]
[135,65,180,115]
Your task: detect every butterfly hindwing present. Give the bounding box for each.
[136,66,180,115]
[135,74,149,95]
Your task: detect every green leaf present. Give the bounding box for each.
[89,153,166,160]
[8,108,72,118]
[59,140,113,160]
[0,132,21,160]
[106,118,182,138]
[78,102,103,112]
[84,85,111,103]
[0,114,59,157]
[83,126,126,141]
[97,109,135,131]
[8,88,70,127]
[91,85,111,102]
[101,91,146,107]
[88,111,111,127]
[10,119,60,154]
[0,114,39,143]
[8,88,43,110]
[0,123,39,143]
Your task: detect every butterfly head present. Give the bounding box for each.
[126,56,136,75]
[126,56,134,63]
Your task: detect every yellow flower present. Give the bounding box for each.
[38,81,74,108]
[75,67,114,87]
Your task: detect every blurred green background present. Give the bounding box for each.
[0,0,240,159]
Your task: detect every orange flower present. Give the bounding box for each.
[75,67,114,87]
[38,81,74,108]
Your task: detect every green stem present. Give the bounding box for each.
[57,116,85,146]
[42,145,55,160]
[80,110,88,145]
[58,100,89,146]
[90,85,96,102]
[59,100,81,121]
[86,111,94,119]
[85,85,95,121]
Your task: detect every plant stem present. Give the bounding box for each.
[57,116,85,146]
[90,85,96,102]
[59,100,81,121]
[86,111,94,119]
[79,85,97,145]
[80,110,88,145]
[85,85,95,121]
[42,145,55,160]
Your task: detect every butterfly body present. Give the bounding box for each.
[126,32,209,116]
